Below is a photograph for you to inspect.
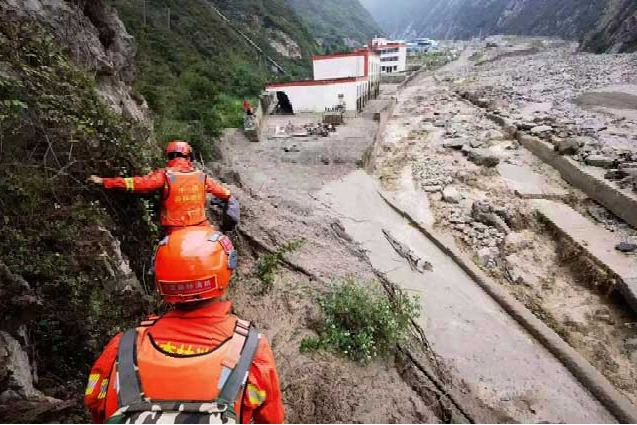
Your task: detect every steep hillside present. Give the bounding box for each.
[582,0,637,53]
[361,0,607,41]
[112,0,318,158]
[286,0,383,51]
[0,0,161,421]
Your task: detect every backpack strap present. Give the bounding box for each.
[216,321,261,406]
[117,329,145,407]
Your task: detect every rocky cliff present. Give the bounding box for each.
[582,0,637,53]
[360,0,636,53]
[0,0,159,421]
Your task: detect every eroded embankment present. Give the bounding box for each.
[367,50,637,422]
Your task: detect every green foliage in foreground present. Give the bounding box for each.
[301,279,420,363]
[0,20,160,378]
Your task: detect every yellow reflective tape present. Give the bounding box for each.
[97,378,109,399]
[85,373,100,395]
[247,384,266,406]
[124,178,134,191]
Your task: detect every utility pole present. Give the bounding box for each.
[142,0,147,26]
[167,7,171,31]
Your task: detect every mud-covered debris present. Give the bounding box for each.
[382,229,433,273]
[471,200,511,234]
[503,232,533,254]
[477,246,499,268]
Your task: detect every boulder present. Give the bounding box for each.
[626,338,637,350]
[423,185,442,193]
[530,125,552,135]
[443,139,467,150]
[467,149,500,167]
[442,186,463,204]
[616,242,637,253]
[554,138,579,155]
[470,139,485,148]
[0,331,40,400]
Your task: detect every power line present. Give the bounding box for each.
[203,0,286,75]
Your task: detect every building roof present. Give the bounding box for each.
[312,50,378,61]
[266,76,368,89]
[372,42,406,49]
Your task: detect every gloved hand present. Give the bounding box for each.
[210,196,240,232]
[221,196,240,232]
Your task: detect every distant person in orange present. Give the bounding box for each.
[243,100,253,116]
[84,226,285,424]
[88,140,239,232]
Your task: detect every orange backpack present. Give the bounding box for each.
[107,319,259,424]
[161,169,207,227]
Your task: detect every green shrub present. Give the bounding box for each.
[301,279,420,363]
[112,0,316,160]
[0,20,160,379]
[255,239,304,292]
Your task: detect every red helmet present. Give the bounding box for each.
[154,226,237,304]
[165,140,192,158]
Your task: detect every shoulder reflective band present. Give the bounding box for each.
[124,178,134,191]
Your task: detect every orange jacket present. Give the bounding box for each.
[102,158,231,227]
[85,301,284,424]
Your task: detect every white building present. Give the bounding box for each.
[370,38,407,74]
[264,50,381,113]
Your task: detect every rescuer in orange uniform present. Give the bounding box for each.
[89,141,239,232]
[84,226,284,424]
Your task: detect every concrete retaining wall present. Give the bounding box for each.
[379,192,637,424]
[363,99,397,173]
[518,133,637,228]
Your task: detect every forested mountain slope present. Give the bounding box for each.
[286,0,384,51]
[112,0,318,157]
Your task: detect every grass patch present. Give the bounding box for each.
[301,278,420,363]
[255,239,304,292]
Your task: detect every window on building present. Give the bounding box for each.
[381,56,399,62]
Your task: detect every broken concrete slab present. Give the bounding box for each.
[518,133,637,229]
[532,199,637,314]
[497,162,569,200]
[585,155,616,169]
